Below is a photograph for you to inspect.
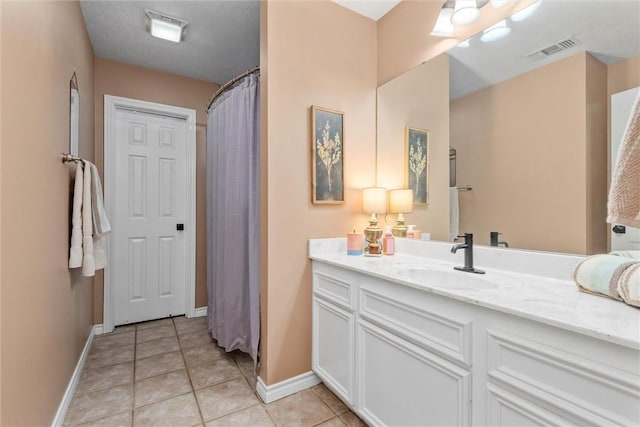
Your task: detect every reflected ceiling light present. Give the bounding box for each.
[510,0,542,22]
[451,0,480,26]
[457,39,471,47]
[431,6,454,37]
[481,20,511,42]
[146,9,188,43]
[491,0,511,8]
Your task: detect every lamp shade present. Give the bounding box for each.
[389,189,414,214]
[362,187,388,214]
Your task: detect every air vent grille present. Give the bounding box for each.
[527,37,581,60]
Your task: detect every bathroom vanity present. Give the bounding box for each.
[309,238,640,427]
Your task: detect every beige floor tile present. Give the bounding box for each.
[182,343,226,367]
[196,378,259,421]
[75,411,132,427]
[76,362,133,393]
[136,318,173,330]
[86,345,134,370]
[310,384,348,415]
[179,330,215,349]
[339,412,366,427]
[135,350,185,380]
[136,325,176,344]
[314,417,347,427]
[92,332,135,352]
[264,390,334,427]
[205,404,274,427]
[175,317,208,336]
[231,352,255,378]
[133,393,201,426]
[136,336,180,359]
[187,357,242,390]
[134,369,192,408]
[64,384,132,426]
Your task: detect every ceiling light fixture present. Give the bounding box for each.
[510,0,541,22]
[145,9,188,43]
[490,0,511,8]
[451,0,480,26]
[430,6,455,37]
[457,39,471,47]
[481,19,511,42]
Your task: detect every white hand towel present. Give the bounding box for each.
[69,163,84,268]
[449,187,459,242]
[90,163,111,236]
[608,92,640,228]
[82,160,95,277]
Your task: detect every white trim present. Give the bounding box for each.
[103,95,197,333]
[194,306,208,317]
[51,325,101,427]
[256,371,321,404]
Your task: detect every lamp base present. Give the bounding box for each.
[364,241,383,256]
[392,224,408,238]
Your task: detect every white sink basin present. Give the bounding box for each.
[405,267,520,290]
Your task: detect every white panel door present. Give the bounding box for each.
[112,108,187,325]
[610,87,640,251]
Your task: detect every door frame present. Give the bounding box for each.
[103,95,197,333]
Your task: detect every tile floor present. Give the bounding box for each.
[64,316,366,427]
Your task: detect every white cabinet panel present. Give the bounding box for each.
[358,320,471,427]
[312,297,355,405]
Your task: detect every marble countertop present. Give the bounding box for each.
[309,238,640,350]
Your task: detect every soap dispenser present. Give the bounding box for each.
[383,226,395,255]
[406,225,415,239]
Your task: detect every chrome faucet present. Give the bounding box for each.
[451,233,485,274]
[490,231,509,248]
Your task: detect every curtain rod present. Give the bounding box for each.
[206,65,260,112]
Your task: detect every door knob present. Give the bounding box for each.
[176,224,184,231]
[612,225,626,234]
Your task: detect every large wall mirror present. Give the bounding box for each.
[377,0,640,254]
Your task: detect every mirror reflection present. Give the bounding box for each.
[69,72,79,156]
[377,0,640,254]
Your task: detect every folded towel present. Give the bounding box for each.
[82,160,95,277]
[449,187,459,242]
[610,250,640,260]
[617,263,640,307]
[607,92,640,228]
[90,163,111,236]
[572,254,637,300]
[69,163,84,268]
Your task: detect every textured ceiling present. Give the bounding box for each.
[449,0,640,99]
[331,0,402,21]
[79,0,259,85]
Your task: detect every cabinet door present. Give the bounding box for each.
[358,320,471,427]
[313,297,355,405]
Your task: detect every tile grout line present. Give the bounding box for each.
[175,317,206,426]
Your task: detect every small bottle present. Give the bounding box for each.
[383,226,395,255]
[413,228,422,239]
[406,225,415,239]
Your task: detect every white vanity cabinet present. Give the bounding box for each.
[311,261,640,427]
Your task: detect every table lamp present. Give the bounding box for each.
[389,189,413,237]
[362,187,387,256]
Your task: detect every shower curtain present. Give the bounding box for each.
[206,72,260,362]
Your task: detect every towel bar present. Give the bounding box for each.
[62,153,83,164]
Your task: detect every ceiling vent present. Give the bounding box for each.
[526,37,581,60]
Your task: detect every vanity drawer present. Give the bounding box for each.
[358,278,472,367]
[313,264,356,310]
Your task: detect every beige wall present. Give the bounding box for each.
[93,59,219,323]
[451,52,608,254]
[607,56,640,96]
[261,0,377,384]
[377,53,450,240]
[1,1,95,424]
[377,0,538,85]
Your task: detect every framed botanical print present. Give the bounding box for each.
[405,126,429,205]
[311,106,344,204]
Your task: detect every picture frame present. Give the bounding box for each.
[405,126,430,205]
[311,106,344,204]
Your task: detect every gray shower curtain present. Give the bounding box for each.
[206,72,259,362]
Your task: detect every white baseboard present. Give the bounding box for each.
[193,306,207,317]
[51,324,101,427]
[93,324,104,335]
[256,371,321,404]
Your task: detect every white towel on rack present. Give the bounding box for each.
[69,163,84,268]
[82,160,96,276]
[90,163,110,270]
[449,187,459,242]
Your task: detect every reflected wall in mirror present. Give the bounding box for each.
[377,0,640,254]
[69,71,79,156]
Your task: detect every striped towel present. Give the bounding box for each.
[618,264,640,307]
[572,254,637,300]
